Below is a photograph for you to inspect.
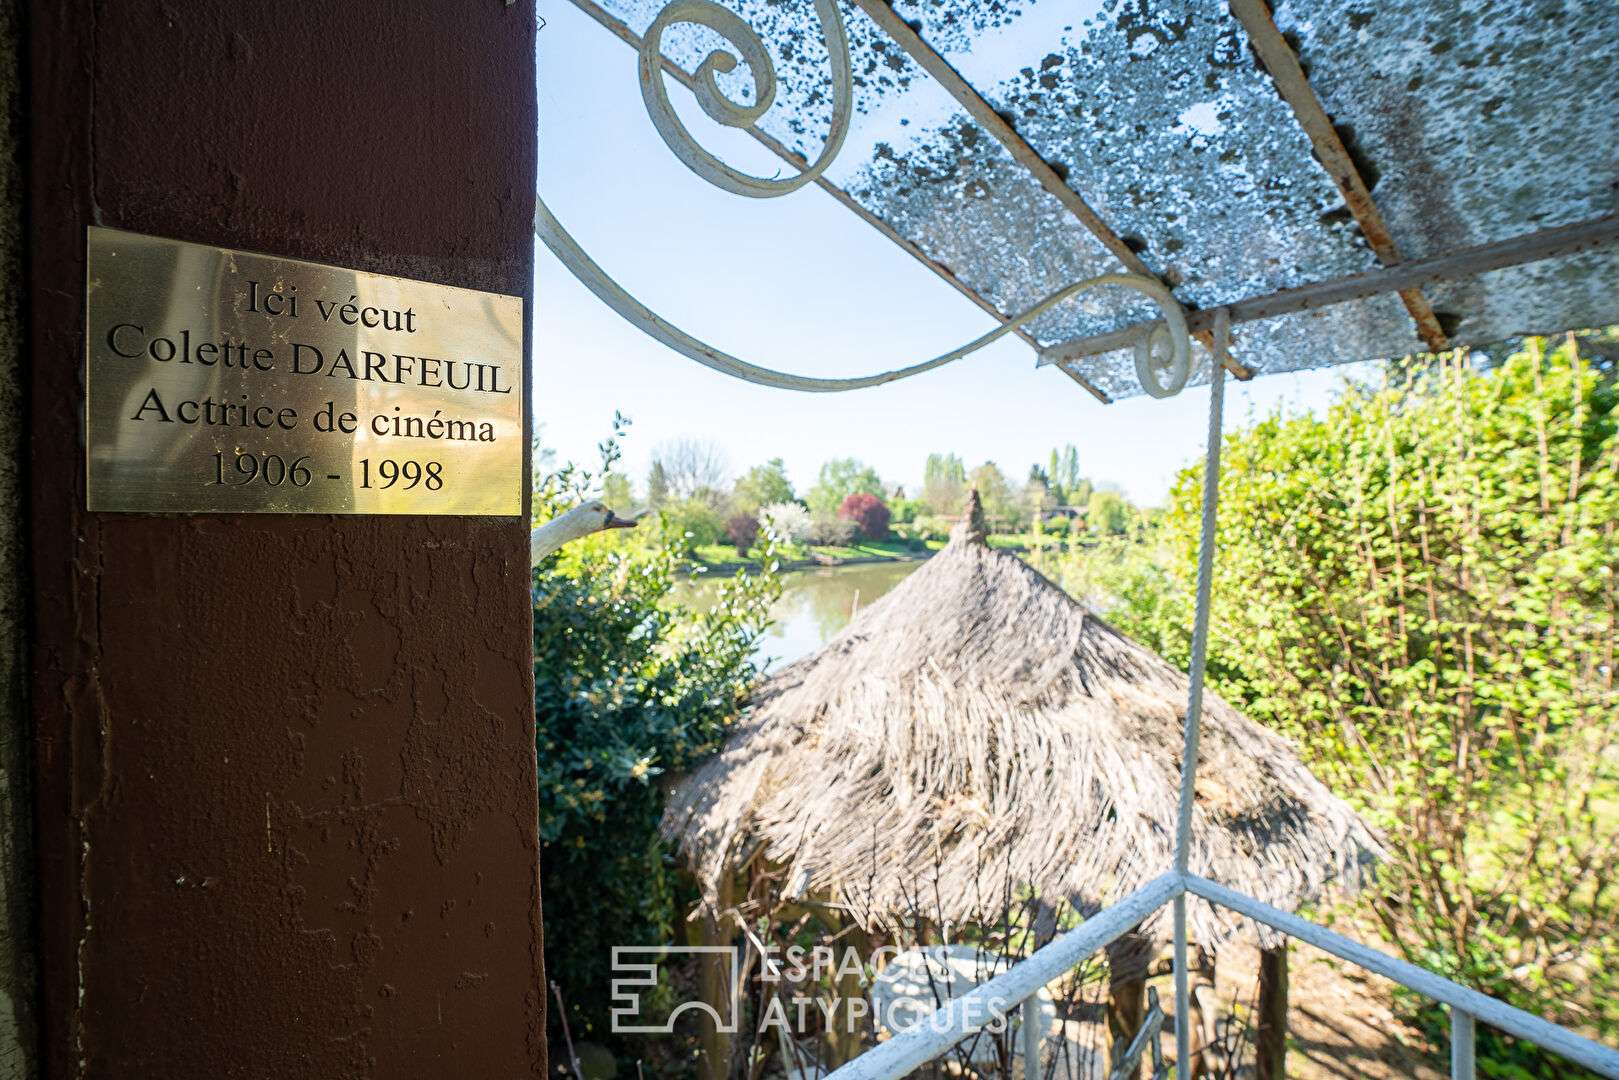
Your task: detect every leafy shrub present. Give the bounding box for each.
[532,424,779,1042]
[908,515,950,542]
[889,496,923,524]
[1043,515,1072,537]
[811,516,860,547]
[724,512,759,556]
[806,458,884,517]
[759,501,814,545]
[1157,339,1619,1064]
[838,492,891,540]
[732,458,794,511]
[1086,489,1130,534]
[659,498,723,554]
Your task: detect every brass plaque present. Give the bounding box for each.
[85,227,523,515]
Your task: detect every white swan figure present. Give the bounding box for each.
[530,501,636,566]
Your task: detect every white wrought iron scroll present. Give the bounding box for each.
[537,0,1196,398]
[638,0,852,197]
[536,195,1189,394]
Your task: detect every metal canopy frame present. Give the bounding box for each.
[545,0,1619,403]
[561,0,1120,400]
[536,0,1619,1074]
[1040,213,1619,368]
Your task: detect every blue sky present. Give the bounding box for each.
[532,0,1372,506]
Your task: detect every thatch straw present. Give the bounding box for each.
[663,493,1380,947]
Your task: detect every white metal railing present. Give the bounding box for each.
[823,869,1619,1080]
[824,327,1619,1080]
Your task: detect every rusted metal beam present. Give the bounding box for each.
[850,0,1150,276]
[1230,0,1451,352]
[845,0,1253,382]
[1038,213,1619,367]
[563,0,1118,403]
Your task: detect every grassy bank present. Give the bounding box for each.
[684,532,1083,575]
[686,538,937,575]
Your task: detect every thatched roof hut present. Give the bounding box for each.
[663,495,1379,946]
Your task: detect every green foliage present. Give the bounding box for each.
[907,515,952,542]
[1086,489,1131,534]
[533,419,779,1039]
[600,471,634,513]
[889,496,923,525]
[733,457,795,512]
[969,461,1019,530]
[807,457,884,517]
[1159,342,1619,1057]
[646,460,670,508]
[922,452,968,515]
[1024,474,1056,519]
[1049,444,1082,503]
[658,498,725,554]
[1056,526,1191,670]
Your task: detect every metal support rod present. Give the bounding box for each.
[1172,893,1190,1080]
[1038,213,1619,367]
[538,195,1188,395]
[1174,308,1229,873]
[1184,874,1619,1080]
[1174,308,1227,1080]
[1021,992,1041,1080]
[824,873,1184,1080]
[1452,1009,1476,1080]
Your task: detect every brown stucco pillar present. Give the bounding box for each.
[24,3,542,1077]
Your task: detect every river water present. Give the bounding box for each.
[674,560,925,670]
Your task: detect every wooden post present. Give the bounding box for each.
[22,4,541,1076]
[1107,935,1147,1080]
[826,921,869,1067]
[698,874,737,1080]
[1256,941,1289,1080]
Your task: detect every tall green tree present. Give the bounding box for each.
[733,458,794,512]
[1086,489,1130,534]
[1025,465,1055,520]
[922,452,968,516]
[1049,444,1081,503]
[600,472,634,513]
[646,460,670,509]
[969,461,1018,531]
[806,458,884,517]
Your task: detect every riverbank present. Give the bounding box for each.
[671,558,928,669]
[683,535,1071,576]
[681,547,934,577]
